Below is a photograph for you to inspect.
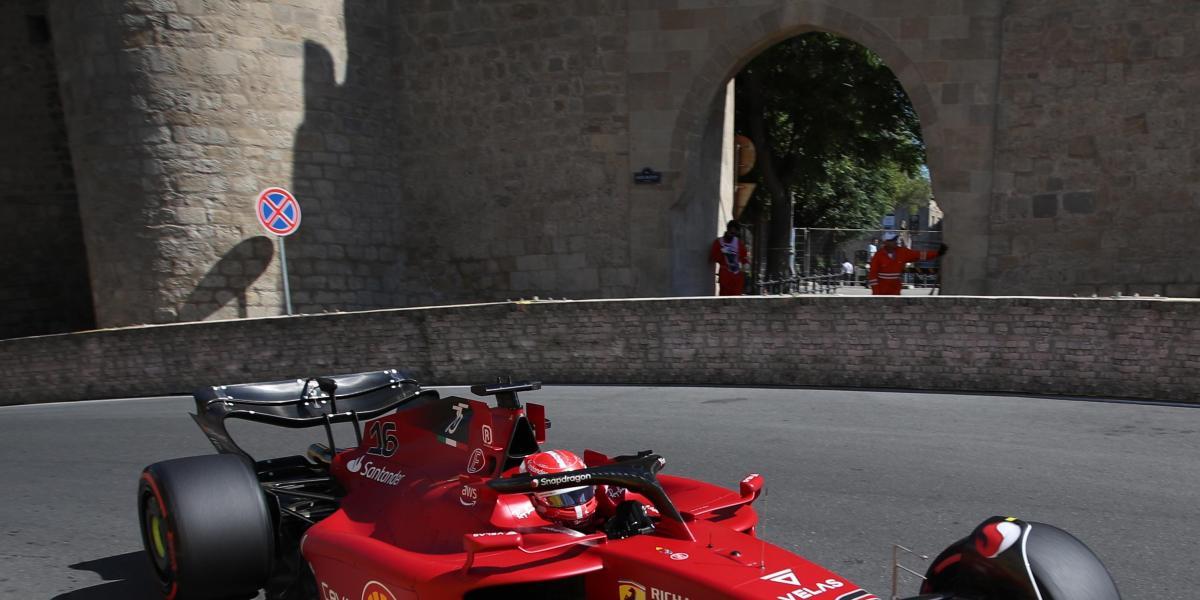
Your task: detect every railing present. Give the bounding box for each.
[747,226,943,295]
[756,272,844,295]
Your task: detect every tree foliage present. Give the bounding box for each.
[735,32,928,274]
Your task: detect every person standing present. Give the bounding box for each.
[710,220,750,296]
[841,259,854,284]
[868,232,947,295]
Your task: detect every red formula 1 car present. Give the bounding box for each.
[137,370,1121,600]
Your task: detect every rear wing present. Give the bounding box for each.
[191,369,427,458]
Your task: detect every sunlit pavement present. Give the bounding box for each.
[2,387,1195,599]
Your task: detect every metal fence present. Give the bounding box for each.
[750,227,943,295]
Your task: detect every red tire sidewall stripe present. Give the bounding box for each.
[142,472,180,600]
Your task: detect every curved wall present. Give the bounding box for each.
[13,0,1200,337]
[2,296,1196,405]
[47,0,352,327]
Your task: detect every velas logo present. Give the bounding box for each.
[361,581,396,600]
[761,569,802,586]
[617,580,646,600]
[760,573,844,600]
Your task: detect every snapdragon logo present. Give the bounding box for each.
[532,473,591,488]
[346,455,404,486]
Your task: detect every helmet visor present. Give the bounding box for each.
[540,486,595,508]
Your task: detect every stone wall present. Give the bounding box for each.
[391,1,635,306]
[46,0,363,327]
[626,0,1006,296]
[0,0,93,338]
[988,0,1200,296]
[286,2,405,312]
[2,296,1196,405]
[8,0,1200,337]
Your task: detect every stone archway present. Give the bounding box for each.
[624,1,1002,296]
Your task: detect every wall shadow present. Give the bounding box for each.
[49,551,160,600]
[178,236,274,321]
[287,2,406,314]
[670,86,728,296]
[0,2,95,340]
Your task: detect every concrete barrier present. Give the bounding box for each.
[1,296,1197,405]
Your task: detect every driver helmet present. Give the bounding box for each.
[520,450,597,525]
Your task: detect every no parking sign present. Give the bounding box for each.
[254,187,300,315]
[256,187,301,236]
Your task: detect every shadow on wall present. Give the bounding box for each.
[178,236,274,321]
[49,551,159,599]
[671,86,728,296]
[286,2,410,315]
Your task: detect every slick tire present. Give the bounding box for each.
[138,454,274,600]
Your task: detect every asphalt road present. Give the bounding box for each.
[2,386,1196,600]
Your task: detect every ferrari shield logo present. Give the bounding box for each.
[362,581,396,600]
[617,580,646,600]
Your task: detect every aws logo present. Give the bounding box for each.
[618,580,646,600]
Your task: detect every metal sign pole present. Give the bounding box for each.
[256,187,301,317]
[279,236,293,315]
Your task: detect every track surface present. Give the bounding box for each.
[2,386,1196,600]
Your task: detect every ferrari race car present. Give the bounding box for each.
[137,370,1122,600]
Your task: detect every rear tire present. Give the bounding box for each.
[138,454,274,599]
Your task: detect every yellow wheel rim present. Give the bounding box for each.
[151,516,166,558]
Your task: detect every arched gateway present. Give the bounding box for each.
[12,0,1200,337]
[633,1,1002,297]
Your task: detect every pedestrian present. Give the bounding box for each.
[710,220,750,296]
[841,259,854,284]
[867,232,947,295]
[867,238,878,261]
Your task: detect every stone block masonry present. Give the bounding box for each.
[0,0,93,338]
[989,0,1200,296]
[6,0,1200,340]
[1,296,1197,405]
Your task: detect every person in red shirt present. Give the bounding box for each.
[709,220,750,296]
[868,232,947,295]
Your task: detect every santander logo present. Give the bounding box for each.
[345,454,404,486]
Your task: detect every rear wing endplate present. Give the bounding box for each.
[191,369,426,459]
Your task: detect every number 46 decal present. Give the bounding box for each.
[366,421,398,457]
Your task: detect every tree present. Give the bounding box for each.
[736,32,927,277]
